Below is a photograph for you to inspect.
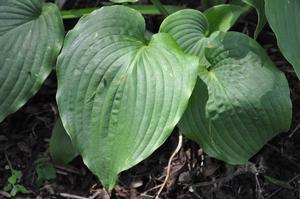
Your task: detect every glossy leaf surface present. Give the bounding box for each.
[0,0,64,122]
[160,9,209,64]
[161,9,292,164]
[265,0,300,78]
[56,5,198,191]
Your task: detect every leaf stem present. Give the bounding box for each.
[61,5,181,19]
[150,0,169,17]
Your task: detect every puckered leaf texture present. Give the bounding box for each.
[160,9,292,165]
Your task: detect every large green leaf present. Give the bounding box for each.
[56,5,198,191]
[241,0,266,39]
[160,9,292,164]
[50,118,79,165]
[204,4,247,34]
[0,0,64,122]
[265,0,300,79]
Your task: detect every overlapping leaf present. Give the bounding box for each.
[265,0,300,79]
[0,0,64,122]
[204,4,246,33]
[160,9,292,164]
[56,6,198,191]
[50,118,79,165]
[160,9,209,64]
[241,0,266,38]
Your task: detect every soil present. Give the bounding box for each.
[1,0,300,199]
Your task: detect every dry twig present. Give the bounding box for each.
[289,123,300,138]
[0,191,11,198]
[155,134,183,199]
[59,193,89,199]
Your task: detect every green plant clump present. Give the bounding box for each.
[0,0,298,194]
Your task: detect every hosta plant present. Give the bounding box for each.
[56,6,199,190]
[0,0,64,122]
[160,9,291,164]
[0,0,296,193]
[55,6,291,191]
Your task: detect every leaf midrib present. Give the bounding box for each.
[0,4,53,38]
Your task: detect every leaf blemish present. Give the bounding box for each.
[118,75,126,84]
[207,44,214,48]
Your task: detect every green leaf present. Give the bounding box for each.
[13,185,30,194]
[183,32,291,164]
[14,170,22,179]
[160,9,209,64]
[3,184,12,192]
[204,4,247,34]
[241,0,266,39]
[10,186,18,197]
[160,9,292,164]
[0,0,64,122]
[50,118,79,165]
[8,170,22,185]
[264,175,293,190]
[8,175,18,185]
[35,158,56,184]
[150,0,169,17]
[56,5,198,191]
[265,0,300,79]
[10,184,30,197]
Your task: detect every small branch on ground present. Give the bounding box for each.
[155,134,183,199]
[289,123,300,138]
[0,191,11,198]
[59,193,89,199]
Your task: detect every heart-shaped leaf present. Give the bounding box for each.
[0,0,64,122]
[265,0,300,79]
[160,9,210,64]
[56,5,198,191]
[160,9,292,164]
